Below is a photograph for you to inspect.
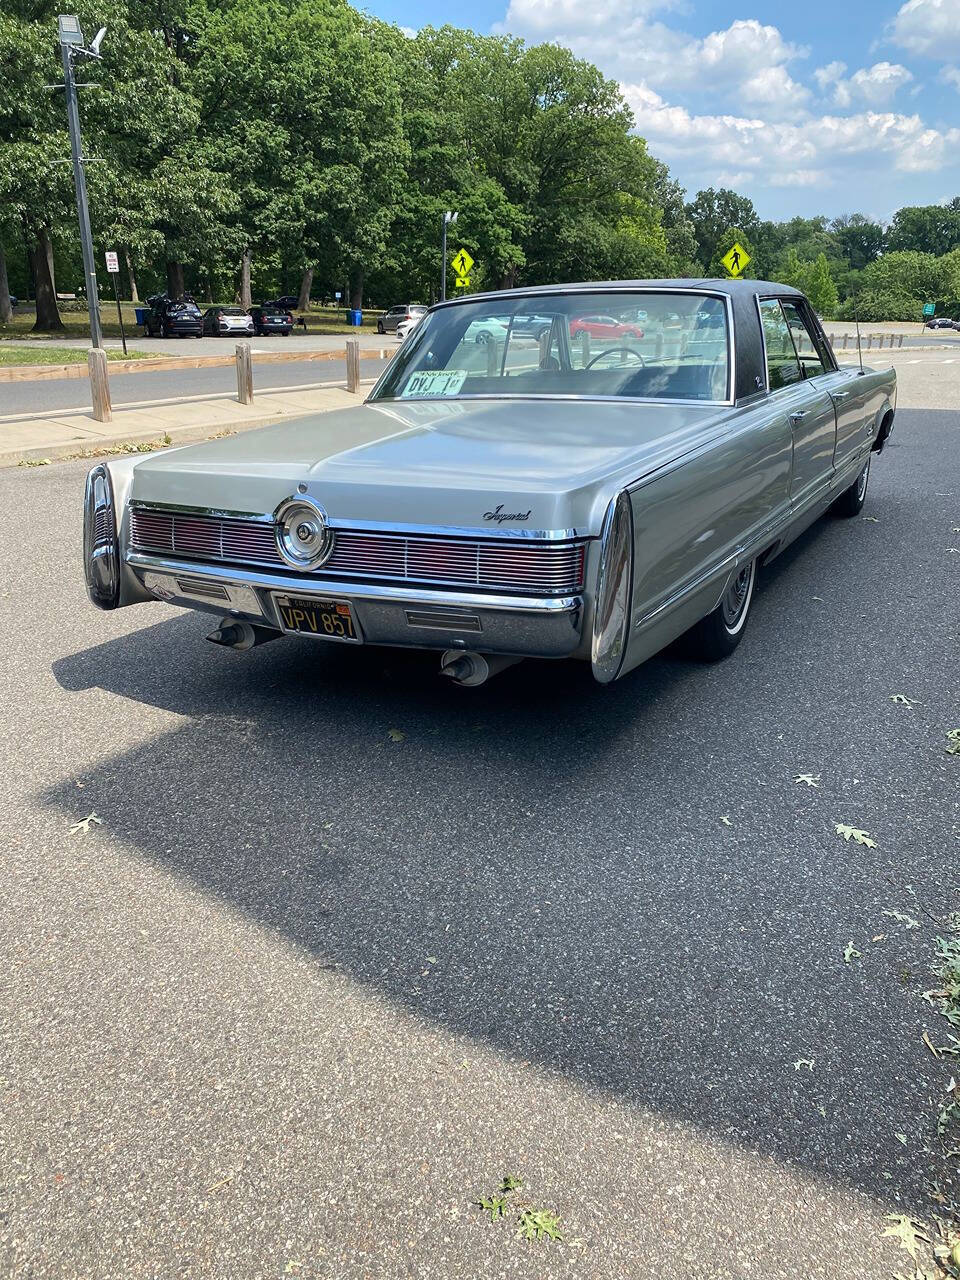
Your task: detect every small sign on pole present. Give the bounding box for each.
[922,302,935,316]
[104,248,126,356]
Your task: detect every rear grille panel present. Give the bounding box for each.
[129,507,586,596]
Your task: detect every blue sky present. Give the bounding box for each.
[360,0,960,221]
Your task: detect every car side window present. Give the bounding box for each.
[759,299,802,391]
[780,301,827,378]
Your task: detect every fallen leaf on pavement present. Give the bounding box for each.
[387,728,406,742]
[793,1058,815,1071]
[843,942,861,964]
[882,1214,929,1262]
[883,909,921,930]
[69,812,102,834]
[794,773,821,787]
[890,694,917,707]
[835,823,877,848]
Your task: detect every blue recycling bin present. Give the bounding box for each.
[347,308,362,326]
[134,306,148,326]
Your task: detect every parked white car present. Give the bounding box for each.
[396,313,424,342]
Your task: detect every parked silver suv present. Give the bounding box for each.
[377,303,427,335]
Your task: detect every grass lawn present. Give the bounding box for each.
[0,346,154,365]
[1,301,379,340]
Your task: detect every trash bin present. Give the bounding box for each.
[347,308,362,326]
[134,307,147,326]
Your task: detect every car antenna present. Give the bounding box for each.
[854,294,864,376]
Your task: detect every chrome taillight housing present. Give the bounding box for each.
[83,463,120,609]
[591,490,633,683]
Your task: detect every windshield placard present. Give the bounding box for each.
[401,369,468,398]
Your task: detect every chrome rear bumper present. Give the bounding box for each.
[126,552,584,657]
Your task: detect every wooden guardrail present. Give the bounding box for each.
[0,341,388,384]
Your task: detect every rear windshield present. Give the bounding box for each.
[261,306,286,316]
[221,307,246,316]
[169,302,200,316]
[371,291,730,403]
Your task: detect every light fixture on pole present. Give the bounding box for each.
[57,14,105,349]
[440,210,458,302]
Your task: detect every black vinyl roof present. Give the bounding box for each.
[433,278,803,306]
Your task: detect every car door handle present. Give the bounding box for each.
[831,391,850,400]
[789,410,807,423]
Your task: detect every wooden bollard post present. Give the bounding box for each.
[346,337,360,393]
[87,347,112,423]
[236,343,253,404]
[897,334,904,348]
[842,334,848,349]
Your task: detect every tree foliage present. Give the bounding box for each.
[2,0,960,324]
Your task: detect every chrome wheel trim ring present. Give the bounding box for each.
[721,559,756,635]
[856,457,870,502]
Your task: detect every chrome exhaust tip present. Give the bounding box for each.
[439,650,521,687]
[206,618,280,650]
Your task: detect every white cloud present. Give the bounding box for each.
[814,61,847,90]
[941,65,960,87]
[827,62,913,107]
[891,0,960,59]
[496,7,807,101]
[620,82,960,188]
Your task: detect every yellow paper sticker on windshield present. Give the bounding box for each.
[401,370,467,398]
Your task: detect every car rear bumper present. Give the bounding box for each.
[126,551,584,657]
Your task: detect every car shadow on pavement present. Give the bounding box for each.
[48,508,945,1224]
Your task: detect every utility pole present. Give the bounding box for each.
[57,15,105,348]
[440,210,458,302]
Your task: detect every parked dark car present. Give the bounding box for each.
[251,304,294,336]
[925,317,955,329]
[202,306,254,337]
[144,294,203,338]
[270,295,301,309]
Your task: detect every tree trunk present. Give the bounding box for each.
[124,248,139,302]
[349,268,364,311]
[45,230,57,298]
[297,267,313,312]
[32,229,63,330]
[498,266,517,291]
[0,245,12,324]
[239,247,252,310]
[166,259,185,298]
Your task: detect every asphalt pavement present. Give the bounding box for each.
[0,410,958,1278]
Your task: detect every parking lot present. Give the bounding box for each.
[0,388,957,1276]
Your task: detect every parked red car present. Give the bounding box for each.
[570,313,644,341]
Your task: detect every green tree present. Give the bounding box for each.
[830,213,884,269]
[886,205,960,257]
[800,253,839,316]
[685,188,760,269]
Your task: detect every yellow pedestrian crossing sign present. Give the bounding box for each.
[451,248,474,278]
[721,242,750,278]
[455,277,470,289]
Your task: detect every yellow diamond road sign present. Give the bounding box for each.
[451,248,474,278]
[721,242,750,278]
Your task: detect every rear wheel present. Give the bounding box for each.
[377,321,384,334]
[686,557,757,661]
[831,456,870,518]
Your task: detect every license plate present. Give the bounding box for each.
[274,595,359,642]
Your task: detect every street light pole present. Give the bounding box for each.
[440,210,458,302]
[58,15,103,349]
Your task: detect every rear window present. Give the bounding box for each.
[371,291,731,404]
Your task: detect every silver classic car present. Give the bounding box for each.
[83,280,896,686]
